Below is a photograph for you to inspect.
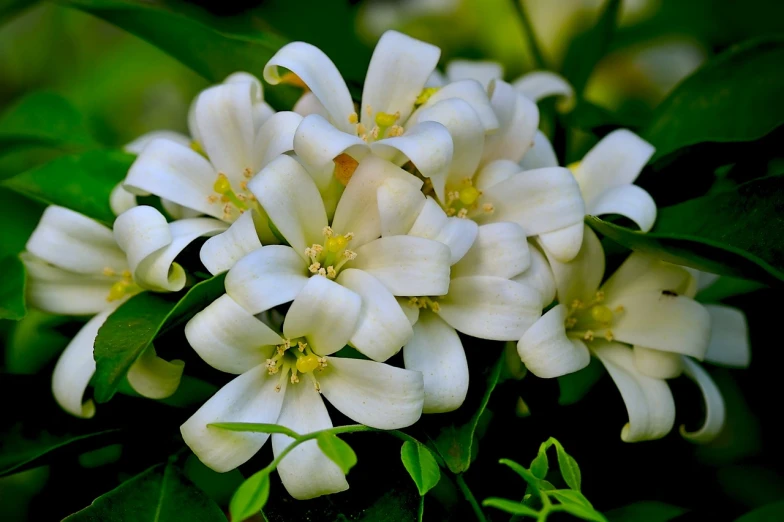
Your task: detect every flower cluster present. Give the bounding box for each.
[22,30,750,503]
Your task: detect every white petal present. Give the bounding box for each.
[222,71,274,132]
[513,71,574,108]
[225,246,309,314]
[332,155,422,248]
[265,42,355,133]
[537,222,585,263]
[26,206,126,275]
[349,236,451,296]
[414,98,484,190]
[180,365,286,472]
[110,183,137,216]
[446,60,503,89]
[361,30,440,128]
[574,129,655,207]
[403,310,468,413]
[480,167,585,236]
[519,130,558,170]
[271,382,348,499]
[609,292,711,359]
[452,222,529,279]
[52,309,112,418]
[200,210,263,275]
[283,276,361,356]
[633,346,684,379]
[123,130,190,154]
[438,276,541,341]
[125,345,184,399]
[185,294,281,374]
[161,199,202,219]
[398,297,420,326]
[511,243,556,308]
[592,341,675,442]
[194,81,257,181]
[407,197,478,265]
[482,80,539,164]
[253,111,303,170]
[703,305,750,368]
[601,253,694,300]
[414,79,499,132]
[293,92,330,119]
[319,357,424,429]
[293,114,369,189]
[473,159,520,191]
[425,69,446,88]
[377,177,427,237]
[543,225,604,305]
[337,269,413,362]
[517,305,590,378]
[249,154,328,258]
[371,120,453,202]
[589,184,657,232]
[124,139,223,220]
[680,357,726,443]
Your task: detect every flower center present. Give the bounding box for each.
[305,226,357,279]
[104,268,142,302]
[442,177,495,218]
[350,109,405,143]
[564,291,623,343]
[209,171,264,221]
[265,338,327,393]
[408,296,441,313]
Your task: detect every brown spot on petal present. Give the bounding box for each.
[333,153,359,186]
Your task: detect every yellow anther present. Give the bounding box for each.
[190,140,206,156]
[334,153,359,186]
[296,354,320,374]
[459,186,481,205]
[309,262,321,273]
[615,305,625,314]
[122,270,132,279]
[318,267,327,277]
[343,250,357,260]
[107,281,129,301]
[565,317,578,328]
[604,330,615,342]
[280,71,308,89]
[298,341,308,352]
[290,373,300,384]
[482,203,495,214]
[348,112,358,124]
[356,123,367,136]
[207,195,218,204]
[213,173,232,195]
[457,208,468,218]
[326,266,337,279]
[375,111,400,128]
[583,330,595,342]
[365,105,373,116]
[415,87,439,106]
[590,305,614,324]
[388,125,404,137]
[571,299,584,310]
[595,291,605,302]
[326,235,348,253]
[322,226,334,238]
[102,267,116,277]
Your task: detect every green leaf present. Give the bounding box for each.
[644,36,784,161]
[2,150,134,225]
[0,91,96,153]
[0,256,25,320]
[560,0,622,95]
[557,500,608,522]
[0,427,122,478]
[230,469,271,522]
[482,497,539,517]
[65,460,225,521]
[553,442,582,491]
[433,354,505,473]
[558,356,605,406]
[499,458,543,491]
[208,422,300,438]
[0,188,45,259]
[92,274,226,403]
[550,489,592,508]
[530,443,549,480]
[5,310,74,373]
[696,276,766,303]
[606,501,688,522]
[400,441,441,496]
[736,500,784,522]
[317,433,357,475]
[586,175,784,285]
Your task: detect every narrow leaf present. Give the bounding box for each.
[209,423,300,438]
[229,470,271,522]
[554,443,582,491]
[483,497,539,517]
[316,433,357,475]
[0,256,26,320]
[499,459,543,490]
[550,489,592,508]
[400,441,441,496]
[93,274,226,403]
[530,442,550,480]
[557,501,608,522]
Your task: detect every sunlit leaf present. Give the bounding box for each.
[483,497,539,516]
[317,433,357,475]
[230,469,270,522]
[400,441,440,496]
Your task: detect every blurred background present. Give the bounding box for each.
[2,1,784,520]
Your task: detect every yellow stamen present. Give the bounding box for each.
[458,185,481,205]
[375,111,400,128]
[296,354,320,374]
[348,112,358,124]
[415,87,439,106]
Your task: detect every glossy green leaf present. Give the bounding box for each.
[560,0,621,95]
[558,357,605,406]
[554,443,582,491]
[92,274,226,403]
[735,500,784,521]
[317,433,357,475]
[483,497,539,517]
[5,310,74,374]
[0,188,45,259]
[65,461,224,521]
[230,469,270,522]
[586,175,784,285]
[499,458,543,491]
[605,501,688,521]
[550,489,592,508]
[644,36,784,161]
[557,499,608,522]
[400,441,441,496]
[530,444,549,480]
[696,276,766,303]
[209,422,299,438]
[2,150,134,226]
[0,256,26,320]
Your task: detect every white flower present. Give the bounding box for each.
[517,226,749,442]
[120,72,304,274]
[21,205,225,418]
[377,178,542,412]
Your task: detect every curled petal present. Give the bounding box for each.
[225,246,308,314]
[407,197,478,265]
[537,222,585,263]
[123,130,190,155]
[446,59,503,89]
[200,210,263,275]
[473,159,520,191]
[482,80,539,164]
[110,183,137,216]
[125,345,184,399]
[377,177,427,237]
[680,357,726,443]
[511,243,556,308]
[452,222,530,279]
[703,305,750,368]
[633,346,684,379]
[517,305,590,378]
[415,79,499,132]
[589,184,657,232]
[513,71,574,109]
[601,252,693,300]
[519,130,558,170]
[254,111,303,171]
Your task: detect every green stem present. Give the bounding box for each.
[456,474,488,522]
[418,495,425,522]
[510,0,546,70]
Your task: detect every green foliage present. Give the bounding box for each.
[0,187,45,258]
[230,469,271,522]
[644,37,784,161]
[317,433,358,475]
[92,274,226,403]
[605,501,688,521]
[64,460,225,521]
[4,310,74,373]
[558,356,605,406]
[0,256,25,320]
[400,441,441,496]
[736,500,784,521]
